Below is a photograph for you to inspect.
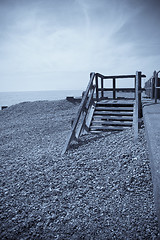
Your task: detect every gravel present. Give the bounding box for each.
[0,100,159,239]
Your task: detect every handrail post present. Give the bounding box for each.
[138,71,142,119]
[113,78,116,99]
[134,71,141,142]
[101,77,104,98]
[95,74,99,100]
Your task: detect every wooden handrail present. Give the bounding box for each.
[62,72,96,154]
[97,88,145,92]
[145,70,160,101]
[76,85,96,138]
[96,73,146,79]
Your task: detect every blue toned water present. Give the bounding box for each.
[0,90,83,107]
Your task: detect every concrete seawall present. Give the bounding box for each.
[143,101,160,231]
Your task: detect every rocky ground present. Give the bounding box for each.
[0,100,159,239]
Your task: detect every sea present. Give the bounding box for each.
[0,90,83,108]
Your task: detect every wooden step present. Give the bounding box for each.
[95,106,133,112]
[94,111,133,116]
[96,102,134,108]
[89,101,134,133]
[93,115,133,121]
[90,125,130,131]
[91,120,132,126]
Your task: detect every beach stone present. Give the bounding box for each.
[0,100,159,239]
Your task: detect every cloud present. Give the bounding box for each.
[0,0,160,91]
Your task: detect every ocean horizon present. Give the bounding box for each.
[0,90,83,107]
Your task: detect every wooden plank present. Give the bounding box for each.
[95,74,99,100]
[95,106,133,111]
[76,86,96,138]
[155,72,158,103]
[91,120,132,126]
[90,125,130,131]
[96,102,134,107]
[151,71,156,99]
[138,72,142,119]
[97,97,135,101]
[86,85,96,110]
[98,88,136,92]
[62,72,95,154]
[96,73,146,79]
[93,115,133,121]
[113,78,116,99]
[94,111,133,116]
[133,71,139,142]
[101,77,104,98]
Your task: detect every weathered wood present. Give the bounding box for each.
[93,115,133,121]
[151,71,156,99]
[95,74,99,100]
[113,78,116,99]
[97,88,144,92]
[101,77,104,98]
[76,86,96,138]
[155,72,158,103]
[94,111,133,116]
[96,102,134,107]
[138,72,142,119]
[145,70,160,100]
[96,73,146,79]
[95,107,133,111]
[62,72,95,154]
[90,125,130,131]
[133,71,140,142]
[91,120,132,126]
[63,71,145,153]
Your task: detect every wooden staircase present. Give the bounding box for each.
[90,101,134,133]
[62,72,146,154]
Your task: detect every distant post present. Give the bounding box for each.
[152,71,156,99]
[155,71,158,103]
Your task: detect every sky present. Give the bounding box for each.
[0,0,160,92]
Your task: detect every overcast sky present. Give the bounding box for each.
[0,0,160,92]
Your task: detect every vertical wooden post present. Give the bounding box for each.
[155,71,158,103]
[95,74,99,100]
[134,77,136,99]
[134,71,139,142]
[138,71,142,119]
[134,76,136,99]
[113,78,116,99]
[152,71,156,99]
[157,75,160,99]
[101,77,104,98]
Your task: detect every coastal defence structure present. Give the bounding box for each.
[63,70,160,230]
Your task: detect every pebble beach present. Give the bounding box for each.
[0,100,159,239]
